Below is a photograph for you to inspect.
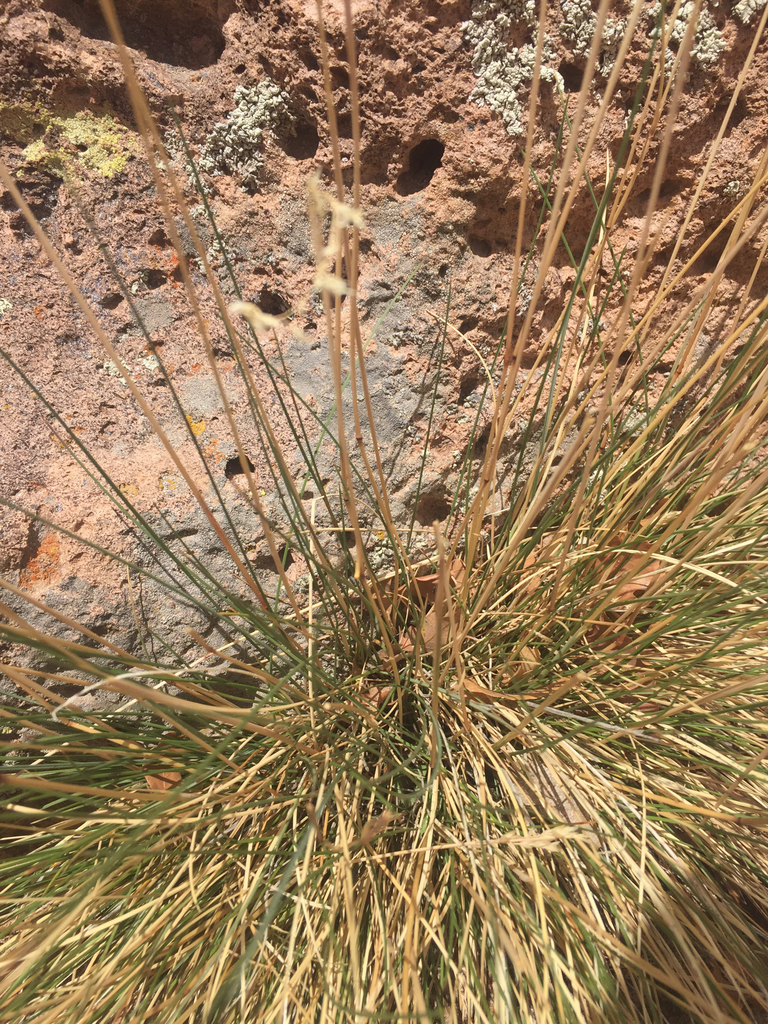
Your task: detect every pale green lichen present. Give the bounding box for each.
[462,0,563,137]
[560,0,628,76]
[1,100,137,179]
[690,7,727,64]
[461,0,625,140]
[193,235,234,276]
[463,0,727,137]
[136,353,160,372]
[734,0,768,23]
[103,353,160,377]
[0,298,13,319]
[648,1,727,67]
[198,80,293,190]
[102,360,123,378]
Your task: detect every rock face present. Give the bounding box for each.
[1,0,767,671]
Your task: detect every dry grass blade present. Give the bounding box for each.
[2,0,768,1021]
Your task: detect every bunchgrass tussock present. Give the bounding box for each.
[2,0,768,1021]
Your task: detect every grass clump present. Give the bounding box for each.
[1,0,768,1022]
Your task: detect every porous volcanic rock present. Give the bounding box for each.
[1,0,767,674]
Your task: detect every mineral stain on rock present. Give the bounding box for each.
[18,529,60,589]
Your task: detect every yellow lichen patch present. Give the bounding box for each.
[21,138,48,164]
[56,110,138,177]
[1,99,138,180]
[119,483,139,499]
[157,474,177,493]
[186,415,206,437]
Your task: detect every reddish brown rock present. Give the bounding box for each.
[1,0,767,666]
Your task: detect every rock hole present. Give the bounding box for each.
[280,118,320,160]
[148,227,169,247]
[519,346,538,369]
[459,374,482,405]
[143,269,166,290]
[634,178,677,209]
[332,255,349,305]
[473,421,492,456]
[415,485,452,526]
[300,48,320,71]
[43,0,225,69]
[395,138,445,196]
[9,212,31,235]
[251,545,294,571]
[458,315,479,335]
[559,62,584,93]
[336,113,353,139]
[469,235,493,258]
[689,231,729,276]
[100,292,124,310]
[331,65,350,90]
[438,263,448,277]
[412,61,426,74]
[18,523,42,572]
[258,287,290,315]
[225,455,255,480]
[7,175,59,225]
[277,544,295,569]
[233,62,246,74]
[715,94,748,135]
